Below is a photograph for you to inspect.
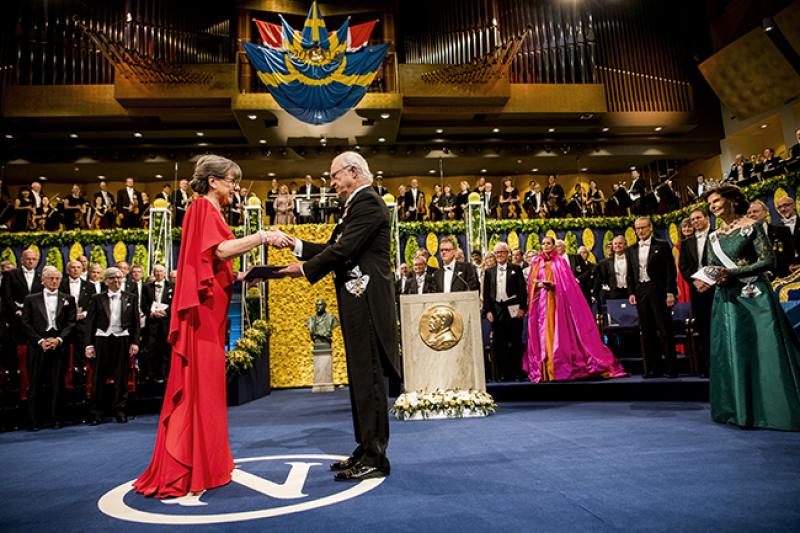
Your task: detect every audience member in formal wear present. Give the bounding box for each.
[140,265,173,383]
[627,169,646,214]
[701,185,800,431]
[297,175,319,223]
[88,263,104,294]
[675,218,694,303]
[173,179,191,228]
[482,182,499,219]
[523,181,546,219]
[85,267,140,425]
[433,236,479,293]
[455,181,471,220]
[273,184,296,225]
[117,177,142,229]
[428,184,444,222]
[12,188,35,231]
[21,266,76,431]
[726,154,754,184]
[627,217,678,377]
[439,184,456,220]
[499,177,521,219]
[757,147,784,179]
[524,236,626,383]
[569,246,595,305]
[405,256,437,294]
[678,209,713,377]
[395,263,410,297]
[594,236,631,308]
[747,200,795,278]
[129,265,146,336]
[543,175,565,218]
[483,242,527,381]
[228,185,244,226]
[775,195,800,273]
[59,260,96,389]
[403,178,425,221]
[3,250,43,378]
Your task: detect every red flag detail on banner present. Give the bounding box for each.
[254,19,283,49]
[348,20,378,51]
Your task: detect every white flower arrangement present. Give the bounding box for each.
[391,388,496,420]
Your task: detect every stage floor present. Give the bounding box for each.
[1,388,798,532]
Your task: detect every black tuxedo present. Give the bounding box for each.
[173,188,190,227]
[787,143,800,170]
[3,268,43,345]
[626,237,678,376]
[762,223,794,278]
[434,261,479,293]
[523,191,545,218]
[298,185,399,469]
[116,187,143,229]
[85,290,140,419]
[404,271,438,294]
[568,254,595,304]
[482,191,500,219]
[373,184,388,197]
[594,254,632,306]
[726,162,754,183]
[140,280,174,381]
[22,290,76,427]
[778,218,800,266]
[403,188,426,221]
[678,233,714,376]
[228,192,244,225]
[628,178,646,214]
[482,262,527,381]
[395,274,410,298]
[758,156,784,179]
[58,277,98,379]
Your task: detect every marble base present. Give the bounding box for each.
[312,347,335,393]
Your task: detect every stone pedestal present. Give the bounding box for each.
[312,346,335,393]
[399,291,486,392]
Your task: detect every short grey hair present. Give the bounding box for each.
[335,151,373,184]
[104,266,121,281]
[190,155,242,194]
[41,265,61,278]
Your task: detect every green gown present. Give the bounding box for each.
[706,222,800,431]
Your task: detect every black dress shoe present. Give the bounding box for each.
[334,462,390,482]
[115,414,128,423]
[330,455,359,472]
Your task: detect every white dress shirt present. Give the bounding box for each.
[442,260,456,293]
[43,289,59,331]
[22,267,36,292]
[613,254,627,288]
[127,186,135,203]
[695,230,708,266]
[416,275,426,294]
[96,291,129,337]
[496,263,508,301]
[782,216,797,235]
[68,277,81,305]
[637,238,651,282]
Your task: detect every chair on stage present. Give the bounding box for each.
[597,299,644,373]
[671,302,699,376]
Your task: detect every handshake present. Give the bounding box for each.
[259,229,295,249]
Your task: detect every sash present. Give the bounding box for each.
[708,230,761,298]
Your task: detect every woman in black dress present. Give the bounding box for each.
[500,177,520,219]
[587,180,605,217]
[439,184,456,220]
[455,180,471,220]
[12,188,35,231]
[429,184,443,222]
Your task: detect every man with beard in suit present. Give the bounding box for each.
[747,200,794,278]
[59,260,97,395]
[278,151,399,481]
[405,255,437,294]
[22,266,76,430]
[117,177,142,229]
[85,267,140,424]
[140,264,174,383]
[775,195,800,274]
[483,241,527,381]
[433,236,479,293]
[627,217,678,378]
[3,249,43,388]
[678,209,714,377]
[173,179,191,228]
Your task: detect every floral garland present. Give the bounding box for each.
[226,319,272,374]
[391,389,496,420]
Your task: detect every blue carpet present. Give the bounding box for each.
[1,388,799,532]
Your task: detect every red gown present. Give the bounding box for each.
[133,197,235,498]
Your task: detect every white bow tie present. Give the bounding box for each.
[783,216,796,225]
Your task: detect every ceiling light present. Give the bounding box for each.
[39,176,47,181]
[378,137,386,143]
[197,142,208,147]
[97,175,106,179]
[377,170,383,175]
[601,127,609,132]
[196,131,205,137]
[547,128,556,133]
[435,128,444,134]
[531,168,539,172]
[580,167,588,172]
[247,114,258,120]
[654,126,663,132]
[155,174,163,179]
[69,133,79,139]
[380,112,391,119]
[259,139,267,144]
[516,159,522,164]
[73,167,80,172]
[4,134,13,139]
[428,169,437,174]
[480,168,487,173]
[630,166,637,170]
[267,172,276,177]
[354,145,360,150]
[492,128,500,133]
[323,171,330,176]
[760,123,768,129]
[133,132,142,138]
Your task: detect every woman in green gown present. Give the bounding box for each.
[698,185,800,431]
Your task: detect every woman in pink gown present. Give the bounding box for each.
[523,236,627,383]
[133,155,283,498]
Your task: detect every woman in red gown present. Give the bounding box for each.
[134,155,282,498]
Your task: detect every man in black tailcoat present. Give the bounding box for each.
[279,151,399,482]
[59,259,97,394]
[22,267,76,430]
[482,241,527,381]
[627,217,677,377]
[116,177,143,229]
[3,249,43,387]
[678,208,714,377]
[569,246,595,305]
[433,235,479,293]
[85,267,140,424]
[747,200,794,278]
[140,264,174,383]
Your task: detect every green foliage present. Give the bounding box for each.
[488,233,501,252]
[227,320,272,374]
[403,235,419,267]
[564,232,578,254]
[525,232,540,253]
[45,247,64,271]
[602,230,615,258]
[132,244,148,271]
[90,245,107,269]
[1,247,17,266]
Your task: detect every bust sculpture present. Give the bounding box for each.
[306,299,339,349]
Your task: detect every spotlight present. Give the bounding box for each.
[601,127,609,133]
[196,131,205,137]
[247,114,258,120]
[133,132,143,138]
[378,137,386,143]
[435,128,444,134]
[480,168,487,173]
[380,112,391,119]
[69,133,79,139]
[548,128,556,133]
[654,126,663,132]
[492,128,500,133]
[259,139,267,144]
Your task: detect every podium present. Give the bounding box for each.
[394,291,494,419]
